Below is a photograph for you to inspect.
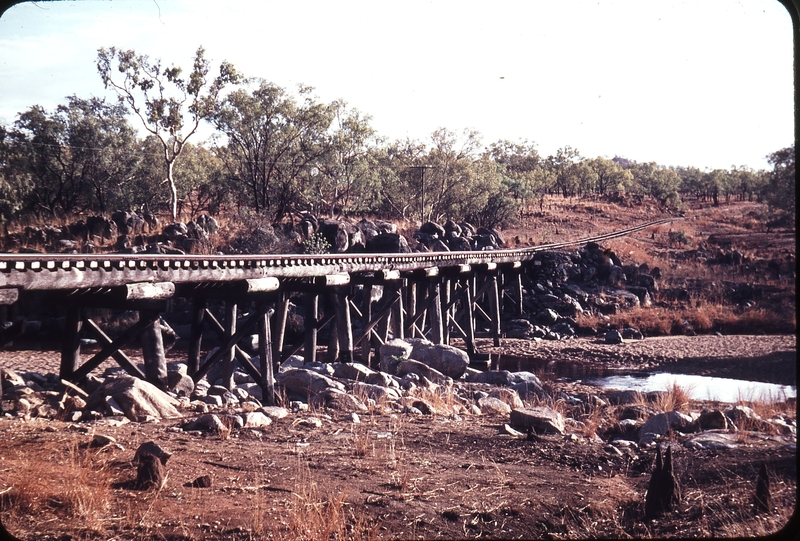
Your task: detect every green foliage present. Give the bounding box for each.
[0,46,791,232]
[97,45,240,220]
[302,233,332,255]
[765,144,795,224]
[668,230,690,246]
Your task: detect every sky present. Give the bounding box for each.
[0,0,794,171]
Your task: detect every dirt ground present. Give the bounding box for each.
[0,334,796,540]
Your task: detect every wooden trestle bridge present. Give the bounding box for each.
[0,218,678,405]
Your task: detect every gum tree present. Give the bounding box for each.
[97,46,239,221]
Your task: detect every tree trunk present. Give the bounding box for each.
[167,159,178,221]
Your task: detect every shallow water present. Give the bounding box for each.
[584,372,796,403]
[492,353,796,403]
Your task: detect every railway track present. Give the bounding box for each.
[0,217,680,291]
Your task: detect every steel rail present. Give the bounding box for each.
[0,217,680,291]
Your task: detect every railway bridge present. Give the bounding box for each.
[0,218,678,405]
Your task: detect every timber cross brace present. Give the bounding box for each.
[0,218,679,404]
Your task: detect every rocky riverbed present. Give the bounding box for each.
[0,334,796,540]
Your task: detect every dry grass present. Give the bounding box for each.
[578,303,796,336]
[0,436,114,536]
[654,381,693,412]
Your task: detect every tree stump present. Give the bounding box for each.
[645,446,680,519]
[135,452,166,490]
[755,463,771,514]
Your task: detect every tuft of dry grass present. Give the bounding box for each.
[277,460,377,541]
[655,381,693,412]
[0,437,114,536]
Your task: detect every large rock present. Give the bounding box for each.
[488,388,524,409]
[86,375,182,422]
[167,371,194,397]
[277,368,345,397]
[352,381,402,402]
[318,219,349,253]
[684,432,740,450]
[240,411,273,429]
[478,396,512,415]
[725,405,765,430]
[395,359,451,385]
[697,409,727,430]
[332,363,376,382]
[379,339,416,374]
[409,343,469,379]
[318,388,369,413]
[509,407,565,435]
[366,233,411,254]
[638,411,694,444]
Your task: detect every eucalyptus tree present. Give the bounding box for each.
[675,166,704,199]
[585,156,633,196]
[0,124,31,225]
[310,101,382,217]
[730,165,767,202]
[210,80,334,222]
[546,146,582,198]
[630,162,682,207]
[6,96,138,217]
[486,139,543,205]
[766,144,795,219]
[172,143,227,217]
[97,46,240,221]
[379,137,428,220]
[423,128,483,222]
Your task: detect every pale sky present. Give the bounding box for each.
[0,0,794,171]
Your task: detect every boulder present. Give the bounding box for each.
[365,371,399,389]
[1,368,26,389]
[409,343,469,379]
[418,221,446,238]
[238,382,263,402]
[488,388,524,409]
[260,406,290,420]
[318,219,349,253]
[395,359,451,385]
[277,368,346,397]
[478,396,512,415]
[332,363,376,382]
[509,407,565,435]
[725,405,764,430]
[697,409,727,430]
[684,432,740,450]
[605,329,623,344]
[447,236,472,252]
[318,388,369,413]
[167,372,194,397]
[366,233,411,254]
[504,319,536,339]
[352,381,402,402]
[183,413,228,433]
[638,411,695,444]
[240,411,273,429]
[509,372,548,401]
[86,375,182,422]
[379,339,416,374]
[467,370,515,386]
